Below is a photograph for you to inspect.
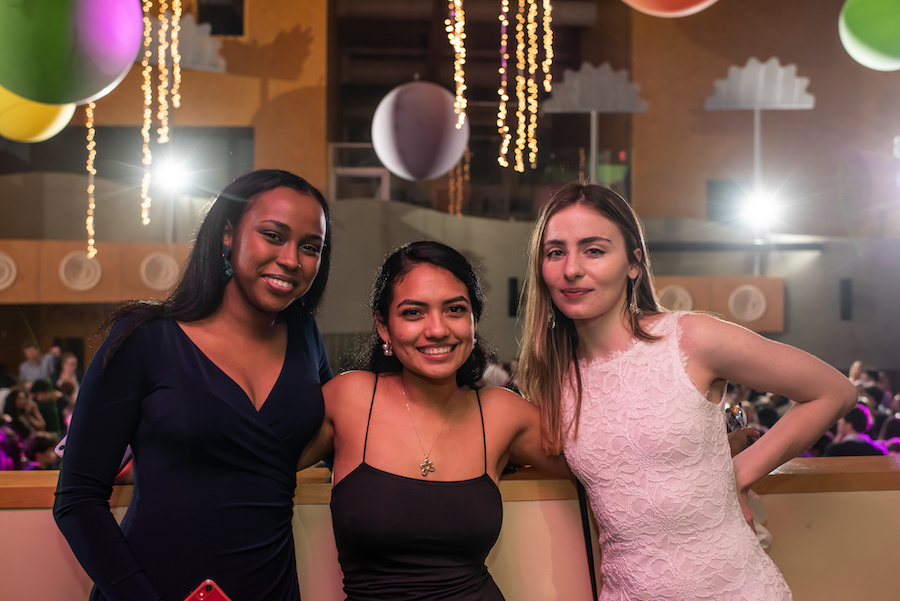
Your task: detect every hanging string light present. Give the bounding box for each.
[542,0,553,92]
[513,0,527,172]
[445,0,467,128]
[497,0,553,172]
[526,0,539,167]
[156,0,171,143]
[140,0,154,224]
[497,0,511,168]
[448,146,471,216]
[138,0,185,225]
[170,0,182,108]
[448,162,458,215]
[85,103,97,259]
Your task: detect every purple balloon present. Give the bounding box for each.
[0,0,143,105]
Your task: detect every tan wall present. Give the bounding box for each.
[5,459,900,601]
[763,490,900,600]
[63,0,329,189]
[0,470,597,601]
[629,0,900,238]
[0,240,190,370]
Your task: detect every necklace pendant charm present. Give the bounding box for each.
[420,454,435,477]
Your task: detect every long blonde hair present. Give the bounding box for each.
[518,183,662,454]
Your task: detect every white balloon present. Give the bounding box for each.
[371,81,469,181]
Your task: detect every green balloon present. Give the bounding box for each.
[839,0,900,72]
[0,0,143,104]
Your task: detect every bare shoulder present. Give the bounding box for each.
[325,369,376,389]
[677,310,723,334]
[478,385,528,406]
[674,312,753,354]
[478,386,539,419]
[323,370,377,411]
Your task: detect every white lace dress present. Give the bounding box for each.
[562,312,792,601]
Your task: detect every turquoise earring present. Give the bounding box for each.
[222,244,233,280]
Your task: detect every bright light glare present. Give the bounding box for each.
[157,158,189,193]
[740,190,780,229]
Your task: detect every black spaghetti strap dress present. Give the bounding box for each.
[330,377,504,600]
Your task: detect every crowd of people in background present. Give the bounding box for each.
[4,340,899,471]
[0,340,82,471]
[476,355,900,462]
[718,360,900,458]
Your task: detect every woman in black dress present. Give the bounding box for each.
[301,241,569,601]
[54,169,333,601]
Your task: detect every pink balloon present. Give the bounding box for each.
[622,0,720,18]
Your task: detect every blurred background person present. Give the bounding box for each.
[824,404,887,457]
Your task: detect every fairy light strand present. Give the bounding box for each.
[526,0,539,168]
[513,0,526,172]
[445,0,467,128]
[156,0,171,143]
[542,0,553,92]
[497,0,511,167]
[448,162,458,215]
[497,0,553,171]
[140,0,153,224]
[170,0,182,108]
[448,147,471,216]
[85,103,97,259]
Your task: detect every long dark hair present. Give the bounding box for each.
[103,169,332,367]
[357,241,492,388]
[3,389,26,422]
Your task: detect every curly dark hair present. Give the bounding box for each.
[355,241,493,388]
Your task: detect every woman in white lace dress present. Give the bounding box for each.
[517,183,857,601]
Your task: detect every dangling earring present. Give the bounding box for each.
[629,278,641,316]
[548,302,557,329]
[382,340,393,356]
[222,244,233,280]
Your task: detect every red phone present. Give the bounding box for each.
[184,579,233,601]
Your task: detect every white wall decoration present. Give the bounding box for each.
[728,284,768,323]
[59,251,102,292]
[0,250,16,291]
[542,62,646,183]
[140,251,181,292]
[658,284,694,311]
[704,57,815,191]
[140,12,226,72]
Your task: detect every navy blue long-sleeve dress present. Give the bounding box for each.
[54,316,331,601]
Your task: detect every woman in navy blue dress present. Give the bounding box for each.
[54,170,333,601]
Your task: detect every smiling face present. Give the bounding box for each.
[541,203,640,326]
[223,186,327,318]
[376,264,475,383]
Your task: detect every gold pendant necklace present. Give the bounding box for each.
[403,382,455,477]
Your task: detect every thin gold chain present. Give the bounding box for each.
[402,381,455,476]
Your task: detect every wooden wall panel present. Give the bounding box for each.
[711,276,784,333]
[653,276,713,312]
[0,239,39,304]
[38,241,123,304]
[0,240,192,305]
[119,243,191,301]
[653,275,784,333]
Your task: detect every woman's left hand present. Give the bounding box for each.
[727,427,760,457]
